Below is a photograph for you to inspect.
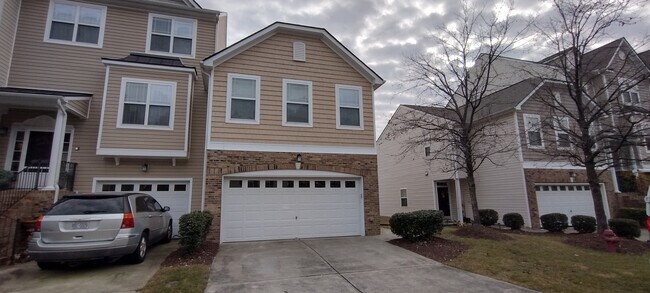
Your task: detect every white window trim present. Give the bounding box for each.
[523,114,544,149]
[44,0,107,48]
[335,84,364,130]
[400,188,408,207]
[618,78,641,105]
[116,77,177,130]
[552,91,561,107]
[145,13,197,58]
[282,79,313,127]
[553,116,572,150]
[226,73,261,124]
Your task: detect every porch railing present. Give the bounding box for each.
[0,161,47,215]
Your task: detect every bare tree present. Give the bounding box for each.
[533,0,649,233]
[387,0,530,224]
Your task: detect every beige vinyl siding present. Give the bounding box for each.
[99,66,189,151]
[0,0,20,86]
[473,113,530,226]
[211,32,375,147]
[4,0,217,211]
[66,99,90,118]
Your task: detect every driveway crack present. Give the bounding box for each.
[298,239,363,293]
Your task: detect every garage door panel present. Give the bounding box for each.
[535,184,608,222]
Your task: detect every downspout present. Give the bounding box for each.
[53,98,67,203]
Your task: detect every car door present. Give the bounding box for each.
[134,195,151,233]
[146,196,164,239]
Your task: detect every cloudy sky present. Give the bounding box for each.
[197,0,650,137]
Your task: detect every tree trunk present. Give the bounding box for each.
[467,173,481,225]
[585,162,608,233]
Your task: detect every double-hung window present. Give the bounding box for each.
[553,116,571,149]
[119,78,175,129]
[226,74,260,123]
[400,188,408,207]
[45,0,106,47]
[523,114,543,148]
[283,79,312,126]
[147,14,196,57]
[336,85,363,129]
[621,88,640,105]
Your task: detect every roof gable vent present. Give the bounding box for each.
[293,41,306,62]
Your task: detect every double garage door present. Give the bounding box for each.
[95,180,191,237]
[535,184,609,220]
[221,176,364,242]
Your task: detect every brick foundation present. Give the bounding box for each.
[204,150,380,242]
[524,169,617,228]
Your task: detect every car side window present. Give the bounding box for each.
[135,196,148,213]
[151,197,163,212]
[144,196,158,212]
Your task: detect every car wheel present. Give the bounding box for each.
[129,232,148,264]
[37,262,60,270]
[161,221,172,244]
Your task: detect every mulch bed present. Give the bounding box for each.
[160,241,219,267]
[389,237,466,262]
[453,225,513,241]
[563,233,650,254]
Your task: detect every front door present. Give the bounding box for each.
[437,183,451,217]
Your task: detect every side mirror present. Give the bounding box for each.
[163,206,170,212]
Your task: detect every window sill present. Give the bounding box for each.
[44,38,102,49]
[117,124,174,131]
[145,49,195,59]
[336,125,364,130]
[526,145,545,150]
[282,122,313,128]
[225,118,259,125]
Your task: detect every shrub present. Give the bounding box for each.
[617,208,646,227]
[608,218,641,239]
[540,213,568,232]
[570,215,596,234]
[179,211,213,255]
[463,217,472,224]
[503,213,524,230]
[389,210,444,242]
[478,209,498,226]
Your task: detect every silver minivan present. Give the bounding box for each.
[28,193,173,269]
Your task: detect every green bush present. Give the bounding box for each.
[389,210,444,242]
[608,218,641,239]
[503,213,524,230]
[540,213,568,232]
[478,209,498,226]
[617,208,646,227]
[570,215,596,234]
[179,211,213,255]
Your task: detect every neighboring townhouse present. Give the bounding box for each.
[0,0,384,256]
[379,38,648,228]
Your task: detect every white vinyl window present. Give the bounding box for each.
[553,116,571,149]
[226,73,260,124]
[553,91,561,107]
[44,0,106,47]
[621,88,640,105]
[283,79,312,127]
[400,188,408,207]
[146,14,197,57]
[424,146,431,157]
[523,114,544,148]
[336,85,363,129]
[118,78,176,129]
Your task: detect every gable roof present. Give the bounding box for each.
[202,22,385,89]
[639,50,650,67]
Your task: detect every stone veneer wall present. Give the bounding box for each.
[524,169,617,229]
[204,150,380,242]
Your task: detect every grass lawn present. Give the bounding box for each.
[140,264,211,293]
[439,228,650,293]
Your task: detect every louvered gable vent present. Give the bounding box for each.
[293,41,306,61]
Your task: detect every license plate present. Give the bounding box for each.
[71,222,89,230]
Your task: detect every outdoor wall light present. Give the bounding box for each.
[295,154,302,170]
[141,164,149,172]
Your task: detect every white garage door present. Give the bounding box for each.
[535,184,609,221]
[95,180,191,237]
[221,176,364,242]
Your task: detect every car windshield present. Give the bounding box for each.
[47,196,125,215]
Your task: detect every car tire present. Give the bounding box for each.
[37,262,60,270]
[129,232,148,264]
[160,221,172,244]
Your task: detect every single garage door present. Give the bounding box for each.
[221,176,364,242]
[95,180,191,237]
[535,184,609,221]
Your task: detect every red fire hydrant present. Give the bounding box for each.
[601,229,620,253]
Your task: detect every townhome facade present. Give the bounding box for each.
[379,39,648,228]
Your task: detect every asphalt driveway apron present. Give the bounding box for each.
[205,237,534,292]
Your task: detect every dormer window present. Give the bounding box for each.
[45,0,106,47]
[147,14,196,57]
[621,88,640,105]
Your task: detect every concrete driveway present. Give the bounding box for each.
[0,241,176,293]
[205,237,533,293]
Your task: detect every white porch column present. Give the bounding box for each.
[454,176,463,222]
[45,104,67,190]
